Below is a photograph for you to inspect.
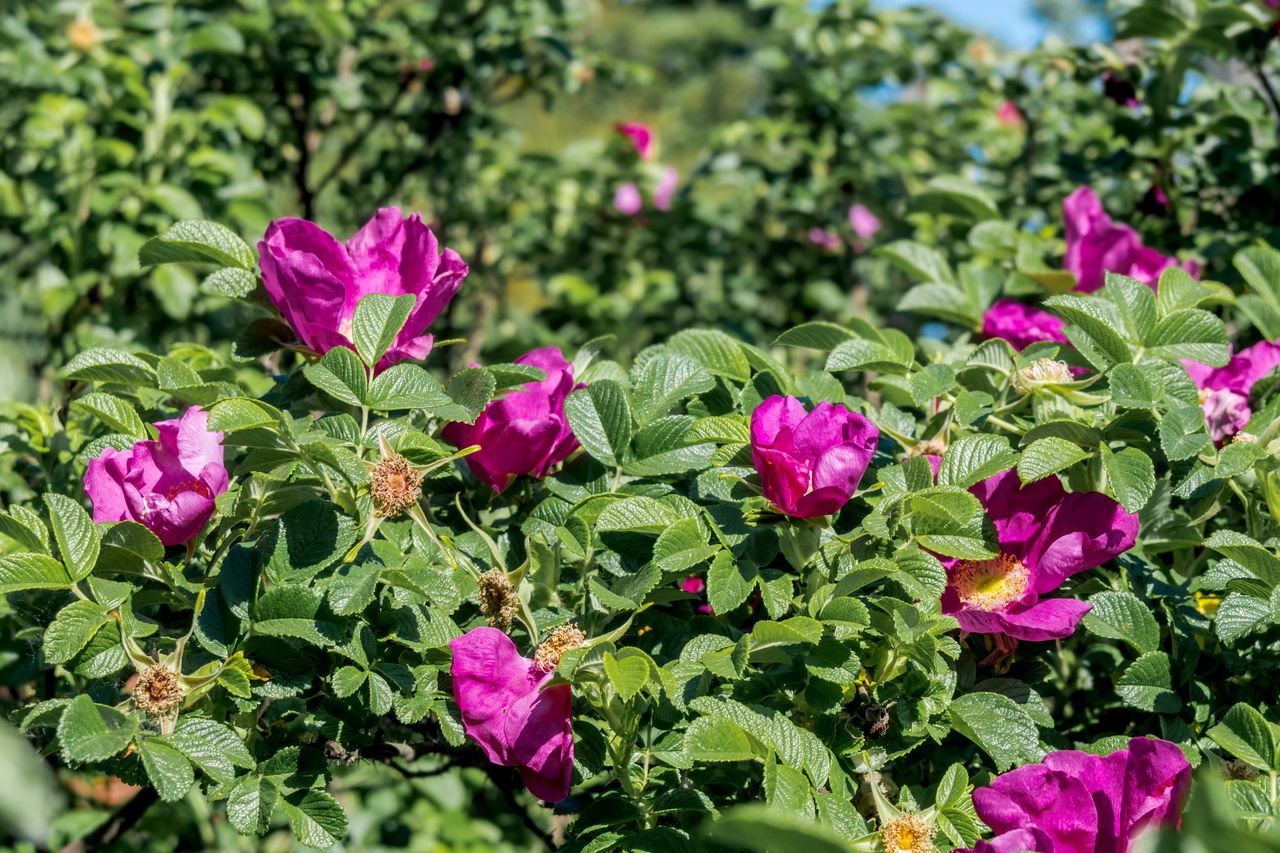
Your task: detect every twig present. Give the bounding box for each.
[58,786,159,853]
[1254,59,1280,126]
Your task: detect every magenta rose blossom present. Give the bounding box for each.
[807,228,841,252]
[964,737,1191,853]
[1063,187,1198,293]
[653,166,679,211]
[982,299,1069,352]
[449,627,573,802]
[615,121,654,159]
[258,207,468,372]
[996,100,1024,127]
[1183,339,1280,442]
[84,407,228,547]
[614,182,643,217]
[848,203,881,240]
[936,469,1137,641]
[750,395,879,518]
[442,347,580,492]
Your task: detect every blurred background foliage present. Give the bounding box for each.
[7,0,1280,848]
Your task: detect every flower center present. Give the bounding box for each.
[952,553,1030,611]
[881,812,935,853]
[534,624,586,673]
[134,665,183,716]
[369,453,423,517]
[478,569,518,632]
[1017,358,1073,389]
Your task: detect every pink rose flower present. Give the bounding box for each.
[449,627,573,802]
[996,100,1025,128]
[982,300,1069,352]
[614,122,654,159]
[848,204,882,240]
[750,395,879,519]
[83,407,228,547]
[653,166,679,211]
[1063,187,1197,293]
[442,347,581,492]
[1183,339,1280,442]
[258,208,468,373]
[934,469,1138,642]
[963,737,1191,853]
[807,228,842,252]
[613,183,643,217]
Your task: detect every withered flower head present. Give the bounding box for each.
[533,624,586,674]
[1016,358,1074,391]
[478,569,518,632]
[907,437,947,458]
[134,665,183,716]
[370,453,423,517]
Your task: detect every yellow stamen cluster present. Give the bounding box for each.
[478,569,518,632]
[67,20,100,51]
[881,812,936,853]
[952,553,1030,612]
[369,453,423,517]
[1016,358,1073,390]
[133,665,183,716]
[534,624,586,673]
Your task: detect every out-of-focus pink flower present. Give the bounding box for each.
[614,183,643,217]
[258,208,468,372]
[654,167,679,211]
[1183,340,1280,442]
[417,58,435,73]
[982,300,1069,352]
[615,122,654,160]
[1063,187,1197,293]
[442,347,581,492]
[848,204,882,240]
[963,737,1191,853]
[933,469,1137,642]
[680,576,713,614]
[996,100,1025,127]
[84,407,228,547]
[1102,71,1140,108]
[750,395,879,519]
[449,627,573,802]
[1139,184,1171,217]
[807,228,842,252]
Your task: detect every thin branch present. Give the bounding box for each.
[58,787,159,853]
[312,73,415,198]
[1253,59,1280,126]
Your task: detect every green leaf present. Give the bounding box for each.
[43,600,109,664]
[1156,266,1216,316]
[1206,703,1278,771]
[0,553,72,593]
[596,497,682,534]
[332,666,367,698]
[684,716,755,763]
[564,381,633,466]
[168,717,255,785]
[304,346,368,407]
[1100,446,1157,513]
[898,283,980,327]
[707,804,851,853]
[351,293,415,368]
[1044,295,1133,367]
[1204,531,1280,586]
[446,368,497,424]
[1109,364,1163,409]
[916,175,1001,221]
[202,267,258,298]
[365,364,462,415]
[1116,651,1180,713]
[910,487,997,560]
[61,348,157,385]
[227,774,278,836]
[253,586,344,648]
[139,738,196,802]
[880,240,955,285]
[1082,591,1161,653]
[97,521,166,575]
[938,434,1019,488]
[668,329,750,382]
[139,219,255,269]
[631,352,715,424]
[263,501,358,584]
[1159,405,1212,462]
[1144,309,1229,366]
[604,652,650,702]
[1017,437,1089,483]
[57,695,138,763]
[825,339,912,373]
[707,550,757,614]
[70,392,148,438]
[949,692,1042,771]
[1215,593,1271,644]
[280,790,348,848]
[44,493,101,583]
[773,322,859,351]
[689,696,830,784]
[653,519,717,573]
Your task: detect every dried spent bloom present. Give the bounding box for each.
[534,624,587,673]
[907,437,948,458]
[1224,759,1260,781]
[478,569,518,632]
[1232,432,1259,445]
[369,453,422,517]
[1016,358,1074,391]
[134,665,183,716]
[882,812,936,853]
